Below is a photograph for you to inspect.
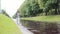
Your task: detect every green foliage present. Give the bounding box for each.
[2,10,10,17]
[18,0,60,17]
[18,0,43,17]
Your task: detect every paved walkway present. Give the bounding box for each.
[12,18,33,34]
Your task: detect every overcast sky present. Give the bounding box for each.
[1,0,25,17]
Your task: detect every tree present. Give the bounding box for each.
[45,0,58,15]
[18,0,59,17]
[2,10,10,17]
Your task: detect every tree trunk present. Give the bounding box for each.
[57,0,60,14]
[45,12,47,16]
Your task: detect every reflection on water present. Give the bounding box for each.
[21,20,60,34]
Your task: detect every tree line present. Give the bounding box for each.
[2,10,10,17]
[18,0,60,17]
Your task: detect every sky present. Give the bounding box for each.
[1,0,25,17]
[0,0,1,13]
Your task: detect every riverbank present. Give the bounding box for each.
[21,15,60,22]
[12,18,33,34]
[0,14,22,34]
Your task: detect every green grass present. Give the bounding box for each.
[0,14,22,34]
[21,15,60,22]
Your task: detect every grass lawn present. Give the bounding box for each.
[0,14,22,34]
[21,15,60,22]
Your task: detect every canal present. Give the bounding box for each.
[21,20,60,34]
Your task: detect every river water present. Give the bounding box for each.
[11,12,33,34]
[12,18,33,34]
[11,12,60,34]
[21,20,60,34]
